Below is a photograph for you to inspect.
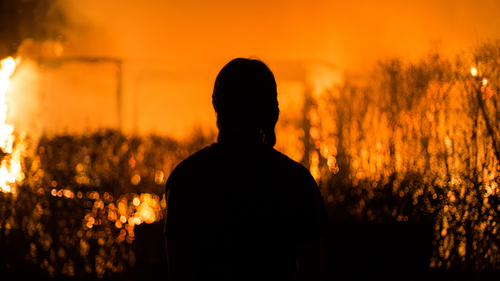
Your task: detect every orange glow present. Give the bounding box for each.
[1,1,499,275]
[154,171,164,185]
[133,217,141,225]
[471,67,478,76]
[131,174,140,185]
[0,57,26,195]
[132,197,140,206]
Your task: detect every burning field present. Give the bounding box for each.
[0,41,499,280]
[1,0,500,280]
[0,56,209,279]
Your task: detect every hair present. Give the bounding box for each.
[212,58,279,147]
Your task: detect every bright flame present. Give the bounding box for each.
[0,58,16,151]
[482,78,488,85]
[0,57,26,194]
[471,67,478,76]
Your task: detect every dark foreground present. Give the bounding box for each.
[2,219,498,280]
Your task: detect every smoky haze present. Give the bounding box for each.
[58,0,500,72]
[7,0,500,138]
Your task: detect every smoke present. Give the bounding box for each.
[4,0,499,139]
[57,0,500,72]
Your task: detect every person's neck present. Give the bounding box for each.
[218,130,263,146]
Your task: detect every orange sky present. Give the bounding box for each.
[60,0,500,72]
[12,0,498,138]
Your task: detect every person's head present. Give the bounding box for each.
[212,58,279,147]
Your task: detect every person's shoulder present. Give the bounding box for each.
[266,146,314,180]
[177,143,219,169]
[168,143,219,179]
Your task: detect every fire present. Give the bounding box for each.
[0,57,26,195]
[471,67,478,76]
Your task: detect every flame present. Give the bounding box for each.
[0,57,26,195]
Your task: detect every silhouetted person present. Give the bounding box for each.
[165,58,330,280]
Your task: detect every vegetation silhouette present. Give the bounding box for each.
[0,128,214,280]
[1,41,500,280]
[311,41,500,278]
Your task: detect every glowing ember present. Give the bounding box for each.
[471,67,478,76]
[0,57,26,194]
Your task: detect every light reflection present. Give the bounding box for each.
[154,171,164,184]
[471,67,478,76]
[132,197,140,206]
[131,174,141,185]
